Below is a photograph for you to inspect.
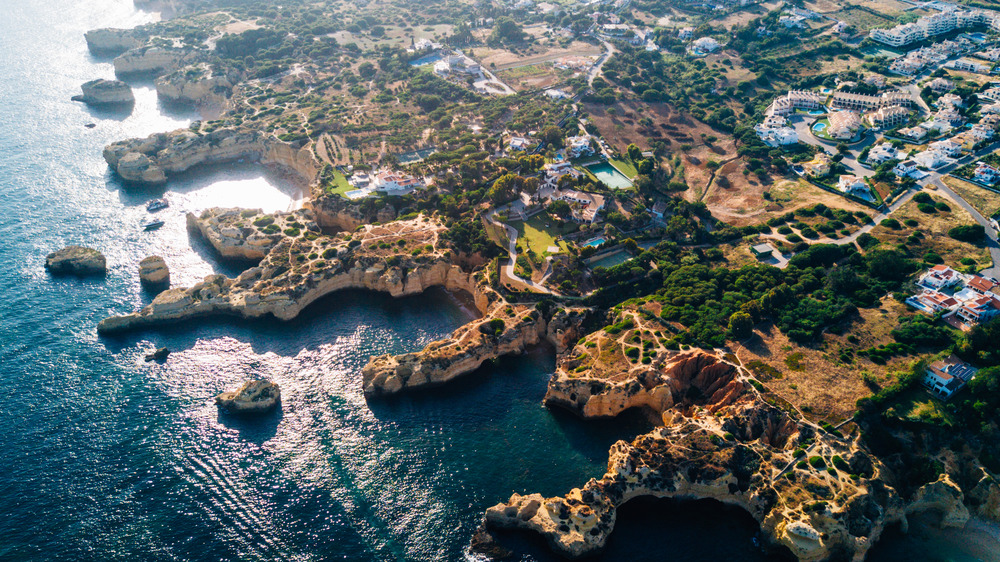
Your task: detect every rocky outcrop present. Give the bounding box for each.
[98,214,459,333]
[186,207,319,261]
[155,64,235,105]
[45,246,106,276]
[215,380,280,414]
[113,46,190,76]
[480,322,910,562]
[72,79,134,105]
[84,28,145,55]
[103,128,318,186]
[310,192,391,231]
[907,474,970,528]
[139,255,169,290]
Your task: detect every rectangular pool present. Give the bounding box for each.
[583,237,606,247]
[586,162,633,189]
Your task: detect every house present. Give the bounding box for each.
[898,126,928,141]
[913,149,950,169]
[945,58,990,74]
[928,138,962,157]
[935,106,964,126]
[678,27,694,40]
[544,88,569,100]
[910,289,960,312]
[866,106,909,129]
[867,142,899,165]
[827,110,862,140]
[778,14,805,28]
[542,161,582,186]
[651,200,667,220]
[956,294,1000,324]
[968,275,999,295]
[834,21,849,34]
[755,124,799,146]
[928,77,954,93]
[751,243,775,258]
[565,136,594,158]
[508,136,531,152]
[837,175,871,198]
[893,160,921,178]
[689,36,720,53]
[803,153,832,177]
[919,264,963,290]
[973,161,1000,185]
[936,93,964,108]
[373,171,424,192]
[553,188,605,222]
[923,356,977,400]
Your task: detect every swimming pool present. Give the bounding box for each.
[583,237,606,247]
[409,53,443,67]
[812,122,827,132]
[807,109,826,116]
[587,162,633,189]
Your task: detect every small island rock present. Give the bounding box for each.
[138,255,169,289]
[72,79,135,105]
[215,380,280,414]
[45,246,106,276]
[144,347,170,362]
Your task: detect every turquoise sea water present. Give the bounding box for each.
[0,2,996,561]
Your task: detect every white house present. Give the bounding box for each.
[373,171,424,192]
[923,356,977,400]
[893,160,920,178]
[974,161,1000,185]
[689,36,720,53]
[913,149,949,169]
[867,142,899,165]
[918,264,963,290]
[837,175,870,197]
[928,138,962,157]
[565,136,594,158]
[508,137,531,152]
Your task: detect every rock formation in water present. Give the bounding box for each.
[84,28,146,55]
[155,63,235,105]
[138,255,170,290]
[184,208,319,261]
[45,246,107,276]
[215,380,280,414]
[477,307,971,562]
[72,79,134,105]
[103,127,318,186]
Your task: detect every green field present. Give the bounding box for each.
[512,215,572,258]
[325,170,354,198]
[609,157,639,179]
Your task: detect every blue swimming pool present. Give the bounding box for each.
[583,237,606,247]
[812,122,827,132]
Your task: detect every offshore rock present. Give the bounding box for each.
[215,380,280,414]
[72,79,134,105]
[139,255,170,289]
[45,246,106,276]
[144,347,170,362]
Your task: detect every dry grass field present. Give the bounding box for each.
[943,176,1000,218]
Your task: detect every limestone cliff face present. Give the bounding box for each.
[113,46,190,76]
[907,474,970,528]
[103,128,318,186]
[72,79,134,105]
[362,300,542,397]
[186,207,319,261]
[546,350,745,419]
[98,214,461,333]
[483,341,909,562]
[310,192,392,231]
[84,28,145,55]
[155,64,236,105]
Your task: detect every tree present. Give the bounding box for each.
[358,62,376,78]
[549,199,571,218]
[489,173,524,203]
[488,17,525,46]
[728,311,754,340]
[949,224,986,244]
[626,143,642,162]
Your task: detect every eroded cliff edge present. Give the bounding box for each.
[478,307,984,561]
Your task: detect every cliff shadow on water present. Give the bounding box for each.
[99,287,480,358]
[487,496,789,562]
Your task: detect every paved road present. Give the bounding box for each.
[931,177,1000,280]
[586,36,616,87]
[487,214,557,294]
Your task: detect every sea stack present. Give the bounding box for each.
[45,246,106,276]
[138,255,169,291]
[215,380,281,415]
[72,79,134,106]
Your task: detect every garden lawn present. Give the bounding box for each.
[610,157,639,179]
[512,215,570,258]
[325,170,354,198]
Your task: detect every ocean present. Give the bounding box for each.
[0,1,995,561]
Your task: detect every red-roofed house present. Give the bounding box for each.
[923,355,977,400]
[956,294,1000,324]
[968,275,999,295]
[913,290,959,312]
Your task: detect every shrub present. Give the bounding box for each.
[253,216,275,227]
[832,455,850,472]
[809,456,826,469]
[797,460,808,469]
[284,227,301,237]
[880,218,901,230]
[949,224,986,244]
[917,203,937,214]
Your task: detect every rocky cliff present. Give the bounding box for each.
[185,207,319,261]
[84,28,146,55]
[46,246,107,276]
[113,46,190,76]
[98,214,463,333]
[103,127,318,186]
[155,64,235,105]
[72,79,134,105]
[485,349,908,561]
[216,380,280,414]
